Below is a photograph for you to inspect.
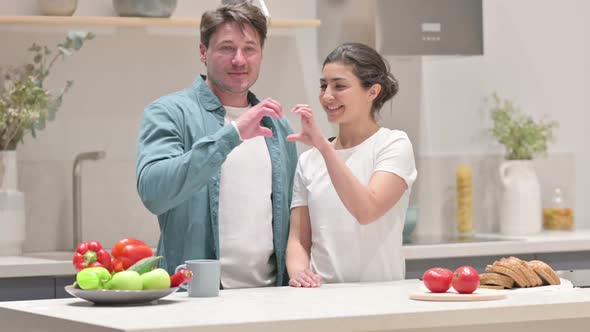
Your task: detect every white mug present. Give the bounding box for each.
[175,259,220,297]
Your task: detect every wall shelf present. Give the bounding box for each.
[0,16,320,28]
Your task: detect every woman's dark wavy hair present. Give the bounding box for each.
[323,42,399,119]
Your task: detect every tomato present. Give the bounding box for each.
[422,267,454,293]
[452,266,480,294]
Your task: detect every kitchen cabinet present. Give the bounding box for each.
[0,275,74,302]
[0,255,76,301]
[536,251,590,271]
[54,276,76,299]
[0,277,54,302]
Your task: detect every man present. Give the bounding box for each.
[136,2,297,288]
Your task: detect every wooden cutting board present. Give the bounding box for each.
[409,288,507,301]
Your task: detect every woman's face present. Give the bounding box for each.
[319,62,374,124]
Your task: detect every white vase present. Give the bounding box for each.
[0,151,25,256]
[0,192,25,255]
[499,160,542,236]
[0,151,18,191]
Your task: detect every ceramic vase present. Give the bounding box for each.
[499,160,542,236]
[0,151,25,255]
[113,0,178,17]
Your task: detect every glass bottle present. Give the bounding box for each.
[543,188,574,230]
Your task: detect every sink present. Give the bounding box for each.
[23,251,74,261]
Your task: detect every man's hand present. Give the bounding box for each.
[234,98,283,140]
[288,269,322,288]
[287,104,331,152]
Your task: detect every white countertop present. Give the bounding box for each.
[0,255,75,278]
[2,230,590,278]
[403,229,590,259]
[1,280,590,332]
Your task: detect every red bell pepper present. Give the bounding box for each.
[72,240,112,272]
[111,238,154,272]
[170,269,193,287]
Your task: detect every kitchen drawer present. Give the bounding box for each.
[0,276,55,301]
[55,276,76,298]
[535,251,590,271]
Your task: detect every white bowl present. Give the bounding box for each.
[38,0,78,16]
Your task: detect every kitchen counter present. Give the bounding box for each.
[1,280,590,332]
[0,255,75,278]
[403,229,590,259]
[2,230,590,278]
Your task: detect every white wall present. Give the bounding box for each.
[3,0,587,253]
[316,0,376,60]
[420,0,589,230]
[1,0,323,251]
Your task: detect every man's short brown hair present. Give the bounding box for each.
[200,2,268,48]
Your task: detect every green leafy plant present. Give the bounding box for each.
[488,93,558,160]
[0,31,94,150]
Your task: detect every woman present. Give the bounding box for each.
[286,43,417,287]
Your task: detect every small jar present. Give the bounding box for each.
[543,188,574,230]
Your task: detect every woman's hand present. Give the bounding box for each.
[287,104,331,152]
[288,269,322,288]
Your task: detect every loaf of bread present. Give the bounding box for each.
[480,257,560,289]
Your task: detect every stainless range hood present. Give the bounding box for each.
[375,0,483,56]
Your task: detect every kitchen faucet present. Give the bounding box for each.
[72,151,106,250]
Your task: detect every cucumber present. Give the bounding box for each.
[127,256,163,275]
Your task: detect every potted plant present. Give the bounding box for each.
[0,31,94,151]
[488,93,558,235]
[0,31,93,255]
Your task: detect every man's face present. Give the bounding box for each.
[200,22,263,97]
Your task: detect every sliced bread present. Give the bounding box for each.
[528,260,561,285]
[508,256,543,287]
[488,261,528,287]
[479,272,515,289]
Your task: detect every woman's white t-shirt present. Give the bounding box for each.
[291,128,417,283]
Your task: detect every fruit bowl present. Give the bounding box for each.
[65,285,179,305]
